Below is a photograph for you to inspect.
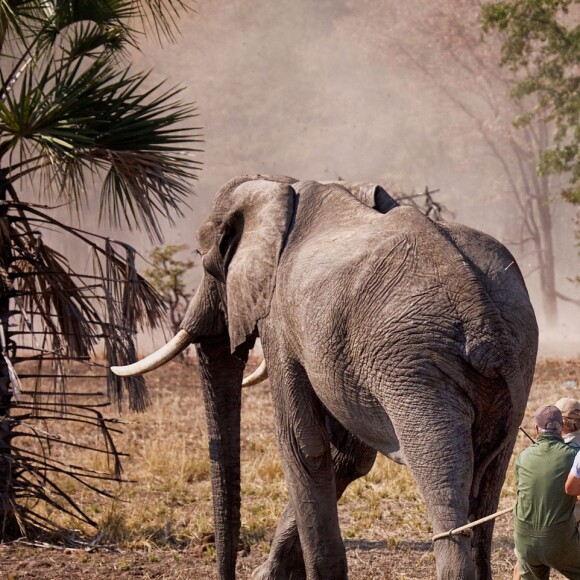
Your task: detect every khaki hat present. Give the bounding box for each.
[555,397,580,417]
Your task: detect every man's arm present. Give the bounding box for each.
[565,452,580,496]
[566,472,580,496]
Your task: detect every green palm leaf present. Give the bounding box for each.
[0,53,201,237]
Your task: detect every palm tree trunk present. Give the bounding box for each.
[0,170,17,538]
[0,339,16,538]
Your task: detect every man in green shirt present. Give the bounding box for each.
[514,404,580,580]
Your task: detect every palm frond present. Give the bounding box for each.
[100,149,195,241]
[7,199,167,410]
[58,20,128,60]
[0,1,47,52]
[0,55,201,238]
[1,1,195,63]
[12,240,99,359]
[51,0,136,30]
[132,0,195,44]
[8,395,127,537]
[2,1,134,56]
[99,238,166,411]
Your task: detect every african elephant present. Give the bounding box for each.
[112,175,538,579]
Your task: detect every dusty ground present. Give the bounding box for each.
[0,357,578,579]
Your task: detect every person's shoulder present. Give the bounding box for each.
[561,438,578,451]
[558,440,579,463]
[554,438,577,453]
[535,436,576,460]
[516,443,538,463]
[571,450,580,473]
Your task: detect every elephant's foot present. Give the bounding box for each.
[434,534,475,579]
[251,505,306,580]
[251,554,307,580]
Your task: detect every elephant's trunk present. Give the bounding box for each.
[109,276,252,578]
[197,337,248,580]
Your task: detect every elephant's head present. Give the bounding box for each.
[111,175,398,578]
[112,175,296,578]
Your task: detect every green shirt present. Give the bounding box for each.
[514,433,577,532]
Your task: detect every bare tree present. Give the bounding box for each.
[340,0,579,325]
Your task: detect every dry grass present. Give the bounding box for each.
[2,356,578,579]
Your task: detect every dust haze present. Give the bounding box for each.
[83,0,580,356]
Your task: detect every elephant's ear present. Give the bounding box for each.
[217,179,295,351]
[340,182,398,213]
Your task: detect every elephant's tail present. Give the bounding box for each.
[469,343,532,500]
[434,218,537,418]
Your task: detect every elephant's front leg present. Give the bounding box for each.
[252,417,377,580]
[271,363,348,580]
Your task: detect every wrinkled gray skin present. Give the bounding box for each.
[177,175,537,579]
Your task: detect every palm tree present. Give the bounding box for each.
[0,0,198,539]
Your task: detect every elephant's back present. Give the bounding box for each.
[278,194,535,383]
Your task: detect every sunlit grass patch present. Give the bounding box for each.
[18,356,576,580]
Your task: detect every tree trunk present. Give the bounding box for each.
[0,331,17,538]
[0,171,17,538]
[536,176,559,328]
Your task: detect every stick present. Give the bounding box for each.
[432,505,515,542]
[519,426,536,444]
[432,426,534,542]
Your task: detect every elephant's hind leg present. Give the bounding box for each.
[262,357,381,579]
[386,385,476,579]
[252,418,377,579]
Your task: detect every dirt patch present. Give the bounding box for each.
[0,538,504,579]
[1,357,577,579]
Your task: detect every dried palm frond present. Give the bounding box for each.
[7,200,166,410]
[8,391,129,538]
[0,198,172,539]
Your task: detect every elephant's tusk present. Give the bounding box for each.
[242,359,268,387]
[110,330,192,376]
